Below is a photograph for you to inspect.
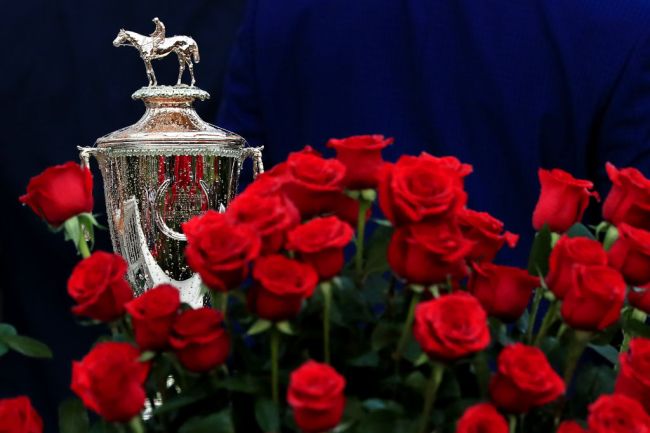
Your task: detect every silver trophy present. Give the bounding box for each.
[79,19,263,307]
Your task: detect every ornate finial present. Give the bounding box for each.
[113,18,201,87]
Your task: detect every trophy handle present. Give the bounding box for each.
[241,146,265,178]
[78,146,99,168]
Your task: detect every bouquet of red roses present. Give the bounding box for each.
[9,135,650,433]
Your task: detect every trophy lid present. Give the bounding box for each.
[95,19,246,156]
[95,85,244,154]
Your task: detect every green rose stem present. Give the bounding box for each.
[525,287,544,344]
[354,189,375,281]
[128,416,145,433]
[321,281,333,364]
[417,361,445,433]
[620,308,646,356]
[78,236,91,258]
[563,330,592,386]
[534,300,560,347]
[393,288,422,361]
[508,415,517,433]
[270,324,281,405]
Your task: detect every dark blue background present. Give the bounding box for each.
[0,1,246,430]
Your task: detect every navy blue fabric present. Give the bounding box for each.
[0,2,246,431]
[218,0,650,265]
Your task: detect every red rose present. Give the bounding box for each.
[287,360,346,433]
[326,134,393,189]
[546,235,608,299]
[532,168,598,233]
[603,163,650,231]
[413,292,490,361]
[587,394,650,433]
[629,285,650,314]
[378,153,469,226]
[458,208,519,262]
[228,188,300,254]
[183,211,261,292]
[489,343,565,413]
[560,265,626,331]
[615,338,650,414]
[468,262,539,322]
[249,255,318,321]
[281,147,346,218]
[331,195,372,227]
[557,421,589,433]
[125,284,180,351]
[388,222,471,285]
[608,223,650,286]
[67,251,133,322]
[0,396,43,433]
[20,161,93,227]
[286,216,354,280]
[169,307,230,373]
[455,403,508,433]
[71,342,150,422]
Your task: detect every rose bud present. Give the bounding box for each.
[587,394,650,433]
[0,396,43,433]
[458,208,519,262]
[546,235,607,299]
[608,223,650,286]
[603,163,650,231]
[183,211,261,292]
[468,262,539,322]
[169,308,230,373]
[281,147,346,218]
[388,222,472,285]
[20,161,93,227]
[615,338,650,413]
[287,360,346,433]
[249,255,318,321]
[286,216,354,280]
[560,265,626,331]
[557,421,589,433]
[125,284,180,351]
[532,168,598,233]
[455,403,508,433]
[71,342,150,422]
[489,343,565,413]
[227,189,300,254]
[414,292,490,361]
[629,285,650,314]
[326,134,393,190]
[378,153,470,226]
[67,251,133,322]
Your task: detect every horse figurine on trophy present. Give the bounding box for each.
[113,18,200,86]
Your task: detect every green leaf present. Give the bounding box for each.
[179,409,235,433]
[566,223,596,240]
[371,322,402,351]
[527,225,553,276]
[247,319,272,336]
[372,218,392,227]
[588,344,619,365]
[216,375,262,394]
[152,390,209,416]
[58,398,89,433]
[276,321,296,335]
[254,398,280,433]
[405,371,427,392]
[347,351,380,367]
[63,217,82,247]
[138,351,156,362]
[364,225,394,276]
[361,399,404,415]
[0,323,17,357]
[0,334,52,358]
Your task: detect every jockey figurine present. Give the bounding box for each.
[150,17,166,52]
